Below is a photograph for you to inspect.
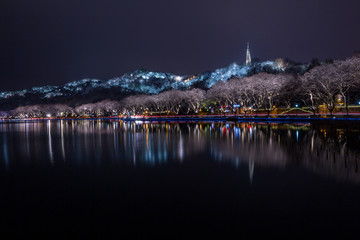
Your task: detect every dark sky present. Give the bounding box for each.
[1,0,360,91]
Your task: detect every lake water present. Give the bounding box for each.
[1,119,360,237]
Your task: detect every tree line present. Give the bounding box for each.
[5,55,360,118]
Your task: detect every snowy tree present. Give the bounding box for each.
[162,90,190,114]
[120,95,147,115]
[150,91,179,114]
[298,77,321,116]
[11,104,73,118]
[301,56,360,115]
[243,73,289,116]
[332,57,360,115]
[301,63,338,115]
[184,89,206,114]
[206,82,234,113]
[224,77,254,115]
[277,75,301,110]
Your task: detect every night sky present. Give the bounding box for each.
[1,0,360,91]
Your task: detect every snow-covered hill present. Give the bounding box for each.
[0,60,302,110]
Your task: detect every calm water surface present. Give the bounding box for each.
[1,120,360,237]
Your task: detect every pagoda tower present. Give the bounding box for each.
[246,42,251,66]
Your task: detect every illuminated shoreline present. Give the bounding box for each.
[1,114,360,123]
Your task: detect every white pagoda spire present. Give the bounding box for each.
[246,42,251,66]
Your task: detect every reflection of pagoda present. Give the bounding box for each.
[246,42,251,66]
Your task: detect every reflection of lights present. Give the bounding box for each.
[249,159,254,184]
[234,127,241,138]
[0,122,332,171]
[178,133,184,162]
[61,120,65,160]
[47,120,54,164]
[235,157,239,168]
[3,135,9,171]
[296,130,299,142]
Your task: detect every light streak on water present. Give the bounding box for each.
[61,120,66,160]
[296,130,299,143]
[47,120,54,164]
[3,135,9,171]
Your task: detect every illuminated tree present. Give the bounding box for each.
[206,81,235,114]
[245,73,291,116]
[332,56,360,115]
[301,56,360,115]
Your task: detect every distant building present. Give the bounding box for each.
[274,58,287,70]
[246,42,251,66]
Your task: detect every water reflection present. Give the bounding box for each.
[47,120,54,164]
[0,120,360,184]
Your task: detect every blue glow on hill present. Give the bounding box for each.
[0,60,286,99]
